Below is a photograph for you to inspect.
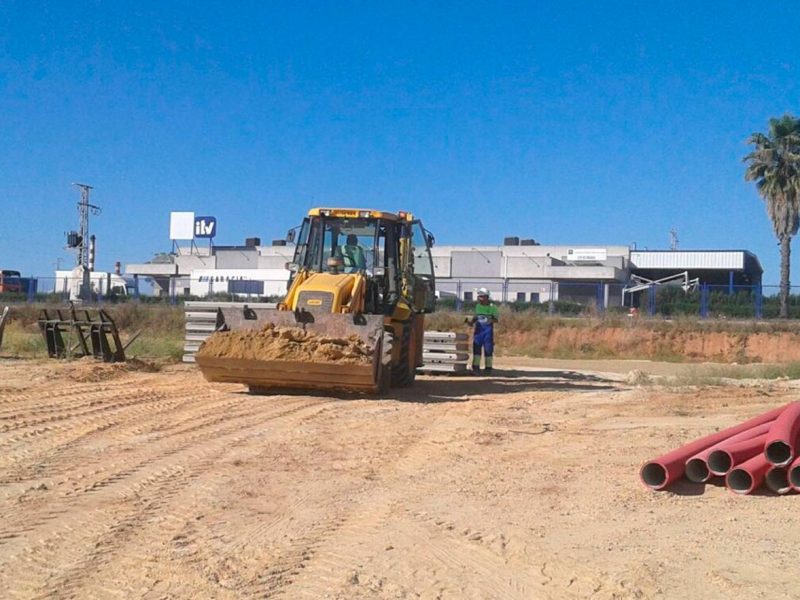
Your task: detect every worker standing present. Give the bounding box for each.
[466,288,499,374]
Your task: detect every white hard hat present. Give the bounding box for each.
[477,287,490,297]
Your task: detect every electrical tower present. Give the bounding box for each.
[68,183,102,301]
[669,227,679,251]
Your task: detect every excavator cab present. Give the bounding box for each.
[286,209,435,316]
[195,208,436,394]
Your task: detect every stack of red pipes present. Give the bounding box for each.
[640,401,800,495]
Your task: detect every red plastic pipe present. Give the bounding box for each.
[788,456,800,492]
[726,453,771,495]
[640,403,790,490]
[685,422,775,482]
[707,433,768,477]
[765,466,792,495]
[765,402,800,466]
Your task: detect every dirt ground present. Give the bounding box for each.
[1,358,799,599]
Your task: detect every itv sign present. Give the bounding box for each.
[194,216,217,239]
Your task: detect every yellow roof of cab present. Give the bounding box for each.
[308,207,413,221]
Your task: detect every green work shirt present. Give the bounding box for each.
[475,303,499,321]
[336,244,366,271]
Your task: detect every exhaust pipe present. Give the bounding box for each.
[765,466,792,495]
[765,402,800,466]
[685,422,774,483]
[707,433,769,477]
[640,403,790,490]
[726,453,771,495]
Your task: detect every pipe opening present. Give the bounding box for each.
[684,458,709,483]
[765,468,791,494]
[727,469,754,494]
[790,465,800,489]
[640,462,667,489]
[707,450,733,475]
[765,441,792,466]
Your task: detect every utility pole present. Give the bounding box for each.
[71,183,101,301]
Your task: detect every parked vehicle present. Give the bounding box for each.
[0,270,22,294]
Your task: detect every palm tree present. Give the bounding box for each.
[744,114,800,318]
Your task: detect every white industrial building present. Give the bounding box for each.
[431,244,630,306]
[125,240,296,299]
[124,234,763,308]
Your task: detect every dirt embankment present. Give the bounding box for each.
[502,325,800,363]
[197,323,374,364]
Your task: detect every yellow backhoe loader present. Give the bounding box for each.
[195,208,436,394]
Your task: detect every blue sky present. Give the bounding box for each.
[0,2,798,285]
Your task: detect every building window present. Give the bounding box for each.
[530,292,540,304]
[516,292,526,302]
[464,291,473,301]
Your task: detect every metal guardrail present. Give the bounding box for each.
[183,301,277,363]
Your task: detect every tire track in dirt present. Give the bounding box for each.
[0,396,334,599]
[250,405,469,599]
[0,386,173,433]
[0,375,165,412]
[0,377,201,451]
[0,380,246,481]
[0,391,302,541]
[85,404,351,599]
[0,371,202,422]
[0,389,171,444]
[383,515,543,599]
[82,401,436,599]
[270,395,560,599]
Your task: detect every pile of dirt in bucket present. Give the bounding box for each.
[197,323,374,365]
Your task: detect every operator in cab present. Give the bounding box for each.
[335,234,367,273]
[466,287,499,374]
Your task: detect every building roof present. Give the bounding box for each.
[630,250,763,274]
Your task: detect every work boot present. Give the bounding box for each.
[471,365,480,375]
[484,367,493,374]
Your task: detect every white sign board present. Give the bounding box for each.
[567,248,607,262]
[170,211,195,240]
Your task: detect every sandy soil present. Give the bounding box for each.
[1,358,798,599]
[198,324,374,364]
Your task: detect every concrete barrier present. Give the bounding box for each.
[418,331,469,374]
[183,301,276,363]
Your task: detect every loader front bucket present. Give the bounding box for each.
[194,307,388,394]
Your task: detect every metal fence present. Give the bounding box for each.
[1,276,798,320]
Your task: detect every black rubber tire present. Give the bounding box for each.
[391,321,416,388]
[377,332,392,394]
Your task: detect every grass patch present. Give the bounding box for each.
[428,308,800,336]
[1,304,185,362]
[125,334,184,361]
[1,321,47,357]
[660,362,800,388]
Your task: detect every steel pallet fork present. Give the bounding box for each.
[38,304,140,362]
